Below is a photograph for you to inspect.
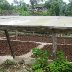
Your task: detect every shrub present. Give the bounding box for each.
[32,48,49,72]
[48,61,72,72]
[48,51,72,72]
[32,48,72,72]
[56,51,65,61]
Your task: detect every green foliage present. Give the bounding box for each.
[44,0,66,16]
[13,1,30,16]
[0,0,14,15]
[0,0,72,16]
[49,60,72,72]
[0,0,13,10]
[32,48,42,57]
[32,49,72,72]
[34,68,44,72]
[55,51,66,62]
[32,11,48,16]
[18,10,30,16]
[65,1,72,16]
[0,8,1,11]
[32,48,49,72]
[48,51,72,72]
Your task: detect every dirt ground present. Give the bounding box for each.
[0,34,72,61]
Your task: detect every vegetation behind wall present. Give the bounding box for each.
[0,0,72,16]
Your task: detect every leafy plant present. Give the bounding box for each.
[32,48,49,72]
[32,48,42,57]
[34,68,44,72]
[48,51,72,72]
[55,51,66,62]
[32,48,72,72]
[48,61,72,72]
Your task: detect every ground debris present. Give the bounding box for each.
[0,59,32,72]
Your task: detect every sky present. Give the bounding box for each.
[7,0,69,4]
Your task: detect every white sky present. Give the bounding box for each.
[7,0,69,4]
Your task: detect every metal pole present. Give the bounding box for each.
[4,30,15,59]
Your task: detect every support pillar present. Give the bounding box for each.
[4,30,15,59]
[52,32,57,58]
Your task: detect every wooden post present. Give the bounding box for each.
[4,30,15,59]
[52,32,57,57]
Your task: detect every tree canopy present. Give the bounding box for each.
[44,0,66,16]
[0,0,72,16]
[0,0,12,10]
